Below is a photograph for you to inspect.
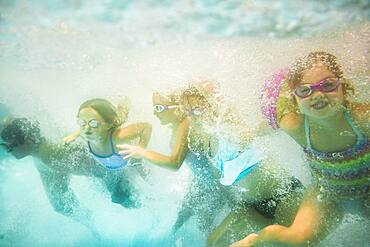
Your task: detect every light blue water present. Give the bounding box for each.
[0,1,369,247]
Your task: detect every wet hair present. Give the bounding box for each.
[181,85,205,99]
[179,85,222,123]
[286,51,355,107]
[78,98,123,129]
[153,90,182,105]
[180,85,209,111]
[1,118,44,147]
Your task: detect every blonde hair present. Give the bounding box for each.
[116,96,130,123]
[153,89,182,105]
[180,85,214,114]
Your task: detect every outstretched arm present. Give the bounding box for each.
[118,118,191,171]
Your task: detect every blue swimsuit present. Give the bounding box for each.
[88,131,129,170]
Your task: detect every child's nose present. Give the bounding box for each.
[311,90,325,99]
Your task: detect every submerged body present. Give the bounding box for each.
[232,52,370,247]
[173,151,231,234]
[201,127,304,247]
[119,91,233,235]
[34,141,137,219]
[70,98,152,207]
[158,84,305,247]
[0,118,138,235]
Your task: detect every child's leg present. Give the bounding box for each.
[102,171,141,208]
[195,184,231,235]
[172,204,194,234]
[37,168,99,237]
[171,183,196,233]
[115,174,141,208]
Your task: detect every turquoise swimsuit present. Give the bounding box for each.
[88,131,129,170]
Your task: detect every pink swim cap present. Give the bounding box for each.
[260,68,288,129]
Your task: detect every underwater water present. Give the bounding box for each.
[0,1,369,247]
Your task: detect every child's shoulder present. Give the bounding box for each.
[279,112,304,132]
[349,102,370,136]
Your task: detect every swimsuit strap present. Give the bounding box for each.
[109,129,118,154]
[304,116,312,149]
[343,111,365,145]
[87,141,95,154]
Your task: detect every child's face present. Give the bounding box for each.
[295,63,344,119]
[152,93,180,125]
[77,107,112,142]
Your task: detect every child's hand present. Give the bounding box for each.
[230,233,259,247]
[117,144,144,159]
[63,131,80,144]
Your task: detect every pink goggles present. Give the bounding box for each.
[294,77,341,98]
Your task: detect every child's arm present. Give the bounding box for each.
[117,118,191,171]
[63,130,80,144]
[276,79,302,126]
[115,122,152,148]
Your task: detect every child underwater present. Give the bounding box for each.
[120,83,305,245]
[231,51,369,246]
[176,83,304,247]
[0,118,109,236]
[65,98,152,207]
[118,89,232,235]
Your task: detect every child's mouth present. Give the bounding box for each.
[311,101,328,110]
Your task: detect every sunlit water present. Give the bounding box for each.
[0,1,369,246]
